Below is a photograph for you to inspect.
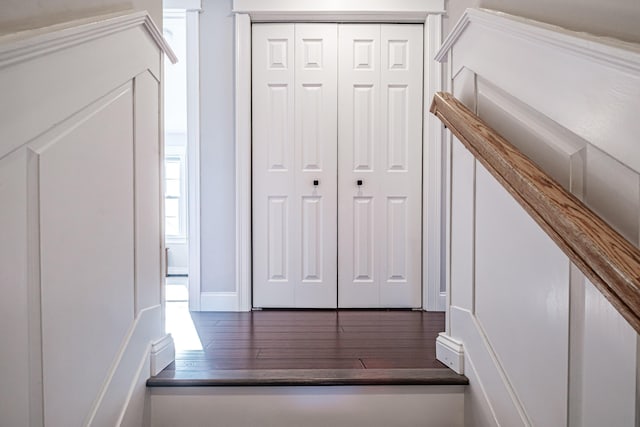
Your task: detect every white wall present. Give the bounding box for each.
[0,10,169,426]
[0,0,162,33]
[199,0,237,293]
[446,0,640,42]
[438,9,640,426]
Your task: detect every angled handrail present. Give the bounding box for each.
[431,91,640,334]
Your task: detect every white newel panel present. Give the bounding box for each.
[0,12,174,426]
[439,8,640,427]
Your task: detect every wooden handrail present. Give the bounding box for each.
[431,92,640,334]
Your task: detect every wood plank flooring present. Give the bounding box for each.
[149,309,469,386]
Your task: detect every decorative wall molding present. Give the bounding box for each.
[0,10,177,68]
[424,13,445,311]
[438,8,640,71]
[436,8,640,175]
[234,13,252,312]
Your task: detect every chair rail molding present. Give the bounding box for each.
[436,8,640,174]
[231,2,445,312]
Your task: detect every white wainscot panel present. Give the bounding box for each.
[449,137,475,311]
[452,66,476,112]
[575,276,639,427]
[584,145,640,245]
[475,164,570,427]
[476,76,586,192]
[0,149,31,426]
[36,84,135,426]
[134,71,162,312]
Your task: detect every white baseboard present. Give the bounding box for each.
[450,306,527,425]
[151,333,175,376]
[200,291,241,311]
[436,333,465,374]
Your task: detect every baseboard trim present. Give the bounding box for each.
[85,305,163,426]
[151,333,175,376]
[201,291,242,311]
[436,333,465,374]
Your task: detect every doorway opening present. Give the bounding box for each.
[163,5,203,351]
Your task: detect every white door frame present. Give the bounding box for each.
[233,1,446,311]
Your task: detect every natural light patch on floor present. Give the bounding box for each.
[165,301,203,351]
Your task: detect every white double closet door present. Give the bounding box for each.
[252,23,423,308]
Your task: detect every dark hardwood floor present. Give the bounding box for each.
[148,309,469,386]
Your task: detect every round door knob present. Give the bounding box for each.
[313,180,319,186]
[357,179,363,186]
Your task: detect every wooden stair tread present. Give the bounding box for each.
[147,368,468,387]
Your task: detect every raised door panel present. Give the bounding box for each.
[294,24,338,308]
[253,24,296,307]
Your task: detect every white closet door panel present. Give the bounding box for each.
[294,24,338,307]
[338,25,382,307]
[253,24,296,307]
[378,24,423,307]
[338,24,423,308]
